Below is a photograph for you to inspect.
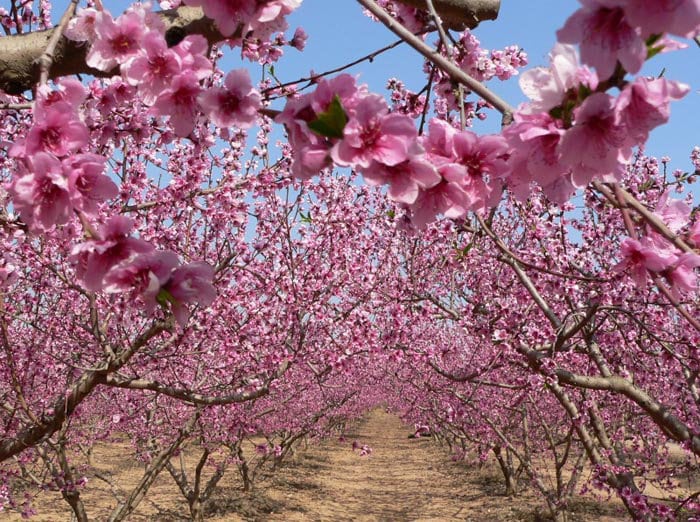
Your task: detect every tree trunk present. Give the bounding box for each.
[493,446,518,496]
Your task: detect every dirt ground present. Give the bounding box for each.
[5,410,631,521]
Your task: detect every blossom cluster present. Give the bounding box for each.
[614,191,700,295]
[70,216,216,325]
[66,3,264,136]
[7,78,115,230]
[507,43,689,204]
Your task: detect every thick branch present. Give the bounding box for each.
[0,0,498,95]
[0,320,170,462]
[519,344,700,455]
[103,375,270,405]
[397,0,500,30]
[358,0,514,119]
[0,6,222,95]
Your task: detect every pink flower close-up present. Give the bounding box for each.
[70,216,154,292]
[6,153,72,231]
[557,0,647,80]
[164,262,217,325]
[623,0,700,38]
[86,10,148,71]
[519,43,598,113]
[558,93,631,187]
[151,70,203,137]
[332,95,417,169]
[360,151,441,205]
[614,237,675,288]
[23,104,89,157]
[199,69,262,129]
[63,154,118,216]
[615,76,689,145]
[123,31,183,105]
[183,0,256,37]
[104,250,180,314]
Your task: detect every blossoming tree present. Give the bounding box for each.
[0,0,699,520]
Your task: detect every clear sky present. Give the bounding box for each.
[275,0,699,173]
[52,0,700,173]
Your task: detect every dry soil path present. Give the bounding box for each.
[259,409,536,522]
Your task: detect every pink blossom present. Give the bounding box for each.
[276,74,364,178]
[291,142,335,179]
[519,43,598,113]
[310,74,365,115]
[440,131,509,212]
[172,35,213,81]
[558,93,631,187]
[35,78,86,117]
[256,0,302,23]
[6,153,71,231]
[63,154,118,216]
[104,250,180,314]
[360,152,441,205]
[615,77,689,145]
[70,216,154,292]
[665,252,700,297]
[0,256,18,290]
[421,118,458,163]
[164,262,216,325]
[557,0,647,79]
[623,0,700,38]
[614,237,675,288]
[199,69,262,129]
[123,31,182,105]
[183,0,256,37]
[64,7,99,42]
[151,70,203,137]
[503,111,574,203]
[332,95,417,169]
[290,27,308,50]
[689,219,700,246]
[653,190,691,233]
[86,11,148,71]
[21,105,88,157]
[407,180,468,228]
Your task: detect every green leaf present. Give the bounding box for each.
[308,95,348,139]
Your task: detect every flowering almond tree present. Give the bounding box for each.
[0,0,699,520]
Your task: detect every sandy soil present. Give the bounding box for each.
[5,410,631,521]
[251,410,626,522]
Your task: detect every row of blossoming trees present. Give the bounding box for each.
[0,0,699,520]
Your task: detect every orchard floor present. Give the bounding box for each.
[7,410,629,521]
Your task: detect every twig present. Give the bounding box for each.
[261,38,406,98]
[0,102,32,110]
[356,0,514,124]
[592,181,696,254]
[37,0,79,86]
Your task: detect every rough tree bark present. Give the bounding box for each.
[0,0,500,95]
[398,0,500,29]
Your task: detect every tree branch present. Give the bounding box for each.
[0,6,222,95]
[0,0,499,95]
[357,0,514,121]
[396,0,500,30]
[0,320,171,462]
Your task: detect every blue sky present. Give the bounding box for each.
[53,0,699,172]
[275,0,699,172]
